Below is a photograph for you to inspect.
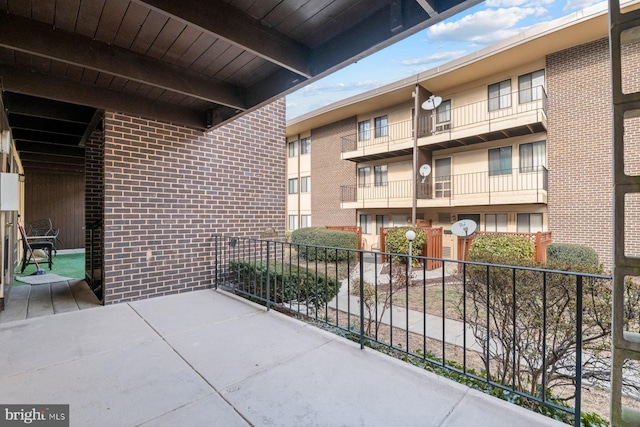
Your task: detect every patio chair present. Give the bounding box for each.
[28,218,62,254]
[18,224,53,273]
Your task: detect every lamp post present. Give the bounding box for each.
[405,229,416,280]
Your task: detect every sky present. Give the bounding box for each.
[285,0,604,121]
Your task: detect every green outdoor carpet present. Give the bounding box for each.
[16,253,85,283]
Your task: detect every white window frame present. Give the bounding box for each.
[300,137,311,155]
[301,215,311,228]
[288,215,298,230]
[489,146,512,176]
[288,141,298,157]
[358,120,371,141]
[360,214,372,234]
[519,141,546,173]
[488,79,511,111]
[518,70,545,104]
[358,167,370,187]
[288,178,298,194]
[374,115,388,138]
[485,213,508,232]
[300,176,311,193]
[374,165,388,187]
[517,213,543,233]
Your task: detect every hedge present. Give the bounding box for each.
[547,243,599,269]
[229,260,340,308]
[385,226,426,264]
[468,234,535,265]
[290,227,357,262]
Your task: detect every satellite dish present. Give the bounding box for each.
[450,219,477,237]
[421,95,442,111]
[419,164,431,177]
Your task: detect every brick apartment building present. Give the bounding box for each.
[286,1,640,269]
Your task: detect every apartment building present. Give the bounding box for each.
[286,1,640,268]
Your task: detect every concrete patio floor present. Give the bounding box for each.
[0,289,566,427]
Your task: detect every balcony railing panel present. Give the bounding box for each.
[212,235,612,426]
[341,167,548,204]
[341,87,547,155]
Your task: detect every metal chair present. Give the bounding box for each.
[18,224,53,273]
[28,218,62,254]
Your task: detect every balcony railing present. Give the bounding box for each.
[341,87,547,155]
[212,235,613,426]
[341,167,548,204]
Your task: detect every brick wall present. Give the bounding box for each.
[310,117,357,226]
[547,38,613,268]
[101,99,285,303]
[85,127,104,278]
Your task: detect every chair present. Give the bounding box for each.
[28,218,62,254]
[18,224,53,273]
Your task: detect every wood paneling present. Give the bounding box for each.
[24,171,85,250]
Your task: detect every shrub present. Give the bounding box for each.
[290,227,357,262]
[385,226,426,264]
[547,243,599,268]
[468,234,535,264]
[229,260,340,309]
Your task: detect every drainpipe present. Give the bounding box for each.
[411,84,419,226]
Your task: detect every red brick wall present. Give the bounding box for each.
[101,99,285,303]
[547,38,613,268]
[310,117,357,226]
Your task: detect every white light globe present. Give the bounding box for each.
[405,230,416,241]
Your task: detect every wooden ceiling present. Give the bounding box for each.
[0,0,480,172]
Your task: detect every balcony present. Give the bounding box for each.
[341,87,547,161]
[340,167,548,209]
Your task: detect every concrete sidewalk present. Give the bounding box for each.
[0,290,565,427]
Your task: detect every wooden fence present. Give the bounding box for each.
[378,226,443,271]
[457,231,553,263]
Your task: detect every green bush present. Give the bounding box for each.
[385,226,426,264]
[229,260,340,309]
[468,234,535,264]
[547,243,599,268]
[290,227,357,262]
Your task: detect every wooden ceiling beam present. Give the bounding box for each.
[133,0,312,78]
[1,67,208,131]
[15,141,84,157]
[0,13,246,110]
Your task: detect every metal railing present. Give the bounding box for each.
[340,167,548,204]
[341,87,547,154]
[212,235,612,426]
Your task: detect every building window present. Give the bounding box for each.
[489,146,512,176]
[374,165,388,186]
[360,214,372,234]
[376,215,390,235]
[301,176,311,193]
[300,137,311,154]
[488,79,511,111]
[374,115,388,138]
[519,70,545,104]
[519,141,546,172]
[288,178,298,194]
[435,158,452,198]
[436,99,451,123]
[485,213,508,232]
[301,215,311,228]
[517,213,543,233]
[358,120,370,141]
[288,215,298,230]
[358,167,370,187]
[288,141,298,157]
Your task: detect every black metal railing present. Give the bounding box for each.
[212,235,611,426]
[341,87,547,155]
[86,219,103,299]
[340,167,548,204]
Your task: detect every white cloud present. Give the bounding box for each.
[400,50,467,66]
[427,7,538,44]
[486,0,553,6]
[295,80,383,97]
[563,0,601,11]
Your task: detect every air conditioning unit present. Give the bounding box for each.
[434,123,451,133]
